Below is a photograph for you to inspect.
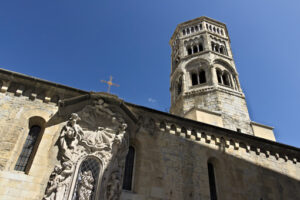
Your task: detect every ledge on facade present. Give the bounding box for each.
[125,101,300,163]
[0,68,88,104]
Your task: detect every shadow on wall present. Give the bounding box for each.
[156,132,300,200]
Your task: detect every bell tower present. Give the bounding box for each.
[169,16,253,134]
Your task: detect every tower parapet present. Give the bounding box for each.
[169,16,252,134]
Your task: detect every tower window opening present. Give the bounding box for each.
[213,27,216,32]
[195,26,199,31]
[182,29,186,35]
[199,43,203,51]
[208,162,218,200]
[222,73,230,86]
[209,25,212,31]
[211,42,215,51]
[177,76,183,95]
[199,70,206,84]
[220,29,224,35]
[217,28,220,34]
[191,27,194,33]
[187,28,190,34]
[199,24,203,30]
[206,24,209,29]
[220,46,224,54]
[215,44,220,53]
[193,45,198,53]
[15,125,42,172]
[216,70,222,84]
[187,47,192,55]
[191,73,198,86]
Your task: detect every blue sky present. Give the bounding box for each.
[0,0,299,147]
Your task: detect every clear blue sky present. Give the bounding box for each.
[0,0,299,147]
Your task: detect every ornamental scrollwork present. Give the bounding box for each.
[43,98,129,200]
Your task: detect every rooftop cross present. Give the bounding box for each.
[101,76,119,93]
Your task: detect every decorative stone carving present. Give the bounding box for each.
[106,172,121,200]
[43,98,129,200]
[77,170,94,200]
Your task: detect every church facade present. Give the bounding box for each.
[0,16,299,200]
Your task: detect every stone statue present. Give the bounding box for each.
[58,113,83,162]
[77,170,94,200]
[106,172,121,200]
[44,161,74,200]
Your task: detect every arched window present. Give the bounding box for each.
[211,42,215,51]
[187,47,192,55]
[123,146,135,191]
[207,162,218,200]
[193,45,198,53]
[199,43,203,52]
[191,73,198,86]
[199,24,203,30]
[186,28,190,34]
[220,46,224,54]
[182,29,186,35]
[15,125,42,172]
[195,26,199,31]
[222,72,230,86]
[199,70,206,84]
[191,27,194,33]
[216,70,222,84]
[72,157,100,200]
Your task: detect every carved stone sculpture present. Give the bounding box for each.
[77,170,94,200]
[106,172,121,200]
[44,98,129,200]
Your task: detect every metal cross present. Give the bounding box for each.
[101,76,119,93]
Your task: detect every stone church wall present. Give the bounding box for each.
[0,92,63,200]
[123,105,300,200]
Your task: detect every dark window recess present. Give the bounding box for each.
[217,71,222,84]
[208,162,218,200]
[237,128,241,133]
[199,71,206,84]
[177,77,182,95]
[193,46,198,53]
[72,158,100,200]
[187,48,192,55]
[222,74,230,86]
[191,73,198,86]
[123,146,135,190]
[220,47,224,54]
[14,126,41,172]
[199,44,204,51]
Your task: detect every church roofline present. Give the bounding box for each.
[0,68,88,94]
[125,101,300,155]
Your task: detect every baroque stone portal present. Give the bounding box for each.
[43,98,129,200]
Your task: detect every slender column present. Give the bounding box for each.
[210,67,218,86]
[229,74,235,89]
[235,75,242,91]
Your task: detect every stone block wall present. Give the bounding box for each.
[124,106,300,200]
[0,92,63,200]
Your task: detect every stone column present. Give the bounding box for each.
[210,66,218,86]
[235,75,242,91]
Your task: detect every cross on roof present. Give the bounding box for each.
[101,76,119,93]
